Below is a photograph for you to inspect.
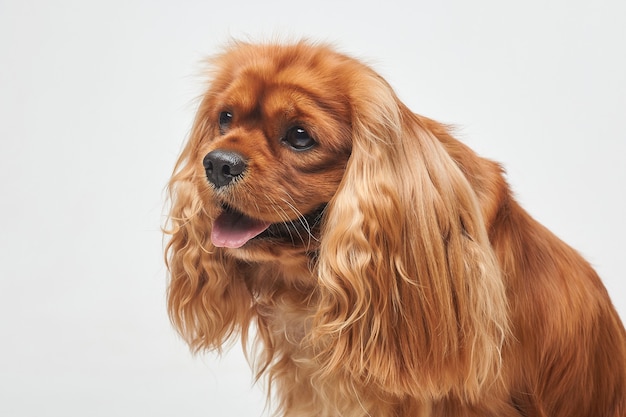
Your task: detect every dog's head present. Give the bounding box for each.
[188,42,357,260]
[166,41,508,400]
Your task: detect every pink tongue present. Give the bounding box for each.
[211,211,271,248]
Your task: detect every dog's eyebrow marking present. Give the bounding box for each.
[265,82,349,118]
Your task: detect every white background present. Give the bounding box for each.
[1,1,624,416]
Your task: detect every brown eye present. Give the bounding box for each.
[218,111,232,133]
[283,126,315,151]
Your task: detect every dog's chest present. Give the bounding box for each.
[255,292,314,349]
[246,260,317,344]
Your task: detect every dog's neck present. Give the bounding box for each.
[237,248,318,296]
[238,251,318,355]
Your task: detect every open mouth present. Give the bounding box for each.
[211,203,326,249]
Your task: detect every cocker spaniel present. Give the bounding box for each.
[165,41,626,416]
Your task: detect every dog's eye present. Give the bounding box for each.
[283,127,315,151]
[218,111,233,133]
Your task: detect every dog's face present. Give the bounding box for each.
[192,43,355,259]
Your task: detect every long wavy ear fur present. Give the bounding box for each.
[165,97,253,353]
[313,73,509,402]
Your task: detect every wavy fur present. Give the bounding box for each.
[165,41,626,416]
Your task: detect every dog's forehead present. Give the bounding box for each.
[223,77,317,119]
[214,54,350,122]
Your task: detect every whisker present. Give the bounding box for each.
[279,197,308,246]
[261,191,306,246]
[279,194,310,232]
[272,196,304,245]
[279,194,320,247]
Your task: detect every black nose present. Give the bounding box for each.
[203,150,247,188]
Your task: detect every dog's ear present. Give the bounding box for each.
[165,97,253,353]
[313,73,509,401]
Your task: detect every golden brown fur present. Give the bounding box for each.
[165,41,626,416]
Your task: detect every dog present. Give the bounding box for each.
[165,41,626,416]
